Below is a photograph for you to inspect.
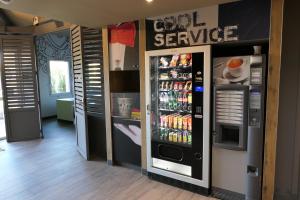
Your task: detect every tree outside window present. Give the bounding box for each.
[49,60,71,94]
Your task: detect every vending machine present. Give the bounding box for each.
[212,46,267,200]
[145,46,211,192]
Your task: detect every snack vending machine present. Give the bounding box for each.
[145,46,211,192]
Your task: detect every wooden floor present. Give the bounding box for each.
[0,119,5,139]
[0,119,215,200]
[0,100,5,139]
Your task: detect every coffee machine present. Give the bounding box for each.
[212,46,267,200]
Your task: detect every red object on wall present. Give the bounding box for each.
[109,22,136,47]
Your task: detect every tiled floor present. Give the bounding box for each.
[0,119,215,200]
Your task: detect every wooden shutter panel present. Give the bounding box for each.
[0,36,41,142]
[81,27,104,117]
[71,26,85,114]
[71,26,104,117]
[2,38,37,110]
[71,25,105,159]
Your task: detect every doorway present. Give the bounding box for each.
[34,29,75,142]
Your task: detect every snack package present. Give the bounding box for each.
[170,70,178,79]
[173,82,179,90]
[178,82,184,90]
[184,81,192,91]
[170,55,179,67]
[179,54,192,66]
[160,81,165,90]
[189,57,192,66]
[165,81,169,90]
[160,57,169,67]
[160,73,169,80]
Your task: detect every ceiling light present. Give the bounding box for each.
[146,0,153,3]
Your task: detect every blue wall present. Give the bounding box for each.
[35,29,73,118]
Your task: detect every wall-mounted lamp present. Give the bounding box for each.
[0,0,13,4]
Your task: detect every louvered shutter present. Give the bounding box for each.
[0,36,41,142]
[71,25,89,159]
[81,27,104,117]
[71,25,105,160]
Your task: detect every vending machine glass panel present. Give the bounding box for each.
[145,46,211,190]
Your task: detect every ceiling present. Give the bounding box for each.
[0,0,237,27]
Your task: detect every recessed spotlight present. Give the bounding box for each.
[146,0,153,3]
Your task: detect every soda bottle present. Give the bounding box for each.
[160,128,164,140]
[168,114,173,128]
[160,115,165,127]
[164,129,168,141]
[178,131,182,143]
[182,93,188,111]
[183,131,188,143]
[177,92,182,110]
[173,92,178,110]
[159,93,164,109]
[164,92,169,109]
[168,91,173,110]
[169,132,173,142]
[177,115,183,130]
[188,92,192,111]
[187,115,192,131]
[173,115,178,129]
[188,132,192,145]
[164,115,169,128]
[173,132,178,143]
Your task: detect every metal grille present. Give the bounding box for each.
[71,25,85,113]
[215,90,244,125]
[1,38,37,110]
[81,27,104,116]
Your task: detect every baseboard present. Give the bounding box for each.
[6,136,42,143]
[148,172,210,196]
[211,187,245,200]
[274,192,298,200]
[42,115,57,120]
[107,160,113,166]
[114,161,141,172]
[141,168,148,175]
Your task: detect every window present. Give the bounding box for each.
[49,60,71,94]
